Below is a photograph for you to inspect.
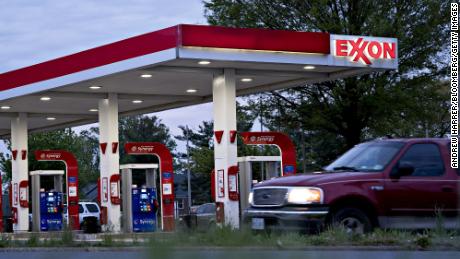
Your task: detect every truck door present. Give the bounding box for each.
[383,143,453,222]
[445,142,460,217]
[455,169,460,216]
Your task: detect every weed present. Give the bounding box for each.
[274,232,307,248]
[360,229,411,246]
[0,234,11,247]
[434,208,447,237]
[308,226,352,245]
[132,233,139,246]
[101,234,114,246]
[61,227,74,246]
[26,233,40,247]
[414,233,431,249]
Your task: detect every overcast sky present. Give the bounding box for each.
[0,0,215,153]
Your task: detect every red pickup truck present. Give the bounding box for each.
[244,138,459,233]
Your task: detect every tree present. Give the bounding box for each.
[82,115,177,165]
[79,114,177,200]
[119,115,177,164]
[174,102,277,203]
[175,121,214,204]
[204,0,450,167]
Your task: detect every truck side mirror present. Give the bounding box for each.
[391,162,414,178]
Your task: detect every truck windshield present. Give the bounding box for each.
[324,141,404,172]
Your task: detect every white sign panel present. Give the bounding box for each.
[217,169,225,198]
[228,175,237,192]
[102,177,108,202]
[110,182,118,198]
[162,183,172,195]
[13,183,18,206]
[68,186,77,197]
[19,187,27,202]
[330,34,398,69]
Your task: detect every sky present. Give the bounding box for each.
[0,0,216,153]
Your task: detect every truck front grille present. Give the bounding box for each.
[253,188,288,206]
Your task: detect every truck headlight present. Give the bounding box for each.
[248,191,254,205]
[287,187,323,204]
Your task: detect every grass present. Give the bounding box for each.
[0,234,11,248]
[26,233,40,247]
[61,226,74,246]
[145,225,460,250]
[1,225,459,250]
[101,234,114,246]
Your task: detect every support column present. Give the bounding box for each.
[121,168,132,233]
[213,69,239,228]
[238,160,252,217]
[146,169,156,188]
[31,174,40,232]
[266,162,278,179]
[11,113,28,232]
[98,93,121,232]
[54,175,63,192]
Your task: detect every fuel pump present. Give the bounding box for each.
[132,187,158,232]
[39,191,64,231]
[120,164,159,233]
[34,150,80,230]
[30,170,64,232]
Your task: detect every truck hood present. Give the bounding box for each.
[255,171,381,187]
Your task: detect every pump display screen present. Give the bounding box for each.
[46,196,57,213]
[140,193,151,212]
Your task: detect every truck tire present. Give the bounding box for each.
[81,220,88,233]
[331,207,373,234]
[81,217,99,233]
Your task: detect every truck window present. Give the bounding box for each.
[78,204,84,213]
[398,143,444,177]
[446,141,460,176]
[86,204,99,213]
[204,204,215,214]
[325,142,404,172]
[196,205,206,214]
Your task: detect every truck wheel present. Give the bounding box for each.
[331,207,373,234]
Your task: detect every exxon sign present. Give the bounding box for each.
[331,35,398,68]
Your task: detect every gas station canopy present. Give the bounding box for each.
[0,24,398,137]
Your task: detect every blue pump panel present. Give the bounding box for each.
[40,191,63,231]
[132,187,157,232]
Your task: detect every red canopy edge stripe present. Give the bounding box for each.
[180,24,330,55]
[0,26,178,92]
[0,24,330,93]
